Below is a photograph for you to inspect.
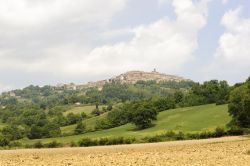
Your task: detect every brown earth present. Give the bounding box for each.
[0,136,250,166]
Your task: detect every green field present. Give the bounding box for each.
[21,104,231,144]
[63,105,105,116]
[61,112,108,134]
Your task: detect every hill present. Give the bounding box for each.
[83,70,190,89]
[21,104,231,145]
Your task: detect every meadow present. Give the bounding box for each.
[21,104,231,144]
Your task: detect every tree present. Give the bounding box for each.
[0,135,10,147]
[1,125,25,141]
[28,125,43,139]
[130,102,158,129]
[228,77,250,128]
[174,91,184,104]
[152,96,175,112]
[74,122,86,134]
[66,113,82,125]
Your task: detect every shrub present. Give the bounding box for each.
[199,131,213,139]
[70,141,77,147]
[33,141,44,148]
[107,137,124,145]
[74,122,86,134]
[9,141,23,148]
[143,135,163,143]
[164,131,176,139]
[0,136,10,147]
[78,138,98,147]
[175,132,185,140]
[99,138,109,145]
[44,141,62,148]
[95,119,111,130]
[227,128,244,136]
[24,144,33,149]
[214,127,226,137]
[124,137,135,144]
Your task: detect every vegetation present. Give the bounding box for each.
[0,76,249,149]
[19,104,231,145]
[228,77,250,128]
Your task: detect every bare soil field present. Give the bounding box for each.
[0,136,250,166]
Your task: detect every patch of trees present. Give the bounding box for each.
[0,102,88,141]
[179,80,230,106]
[95,80,231,130]
[0,80,194,108]
[96,100,161,130]
[228,77,250,128]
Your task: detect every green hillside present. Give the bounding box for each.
[63,105,106,116]
[21,104,231,144]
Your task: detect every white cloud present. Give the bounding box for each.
[0,0,127,35]
[206,7,250,82]
[158,0,170,6]
[0,0,210,80]
[222,0,228,5]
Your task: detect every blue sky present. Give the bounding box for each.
[0,0,250,92]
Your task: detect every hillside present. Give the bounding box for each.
[21,104,231,144]
[0,70,193,107]
[83,70,190,89]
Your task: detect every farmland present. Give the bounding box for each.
[1,136,249,166]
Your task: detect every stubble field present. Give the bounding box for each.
[0,136,249,166]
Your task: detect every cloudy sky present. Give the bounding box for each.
[0,0,250,92]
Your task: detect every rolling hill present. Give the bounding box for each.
[21,104,231,145]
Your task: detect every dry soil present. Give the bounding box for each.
[0,136,249,166]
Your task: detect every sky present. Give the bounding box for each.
[0,0,250,92]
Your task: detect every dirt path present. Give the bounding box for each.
[0,136,250,166]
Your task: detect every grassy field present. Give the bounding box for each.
[61,112,108,134]
[21,104,231,144]
[63,105,105,116]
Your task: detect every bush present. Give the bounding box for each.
[95,119,111,130]
[98,138,109,145]
[107,137,124,145]
[33,141,44,148]
[199,131,213,139]
[164,131,176,138]
[175,132,185,140]
[24,144,33,149]
[44,141,62,148]
[214,127,226,137]
[9,141,23,148]
[142,135,163,143]
[227,127,244,136]
[74,122,86,134]
[78,138,98,147]
[70,141,77,147]
[0,136,10,147]
[124,137,135,144]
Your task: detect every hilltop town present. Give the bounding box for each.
[55,70,190,91]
